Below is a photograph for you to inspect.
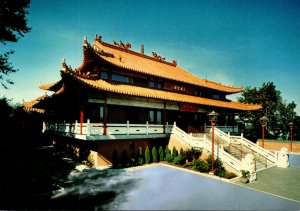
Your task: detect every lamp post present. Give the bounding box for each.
[208,110,219,174]
[289,122,294,152]
[260,116,268,148]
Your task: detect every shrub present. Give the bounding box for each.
[137,147,144,166]
[214,158,226,177]
[165,153,173,162]
[145,146,151,164]
[165,146,171,156]
[179,147,186,163]
[173,155,185,165]
[185,148,202,162]
[152,146,158,163]
[172,146,178,159]
[206,155,226,177]
[158,146,164,162]
[87,153,95,167]
[165,146,172,162]
[192,159,210,172]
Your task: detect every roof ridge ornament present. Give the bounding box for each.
[152,52,166,62]
[113,40,131,50]
[95,34,102,42]
[61,58,67,72]
[83,36,88,46]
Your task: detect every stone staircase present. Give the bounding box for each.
[212,128,276,172]
[171,123,278,174]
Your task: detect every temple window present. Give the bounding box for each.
[112,73,129,83]
[133,77,148,87]
[149,110,155,123]
[213,94,220,99]
[100,71,108,80]
[157,111,162,124]
[149,81,155,88]
[100,106,104,122]
[157,82,162,89]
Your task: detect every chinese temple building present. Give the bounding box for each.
[25,34,262,166]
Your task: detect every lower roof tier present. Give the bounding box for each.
[61,67,261,112]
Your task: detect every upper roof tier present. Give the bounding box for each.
[87,35,243,94]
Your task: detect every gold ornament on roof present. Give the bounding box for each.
[113,40,131,50]
[152,52,166,62]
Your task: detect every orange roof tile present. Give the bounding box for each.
[91,40,243,94]
[63,68,261,111]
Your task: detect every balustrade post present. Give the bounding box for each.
[75,120,78,134]
[42,121,46,133]
[127,120,130,135]
[64,120,66,133]
[166,122,169,134]
[146,121,149,135]
[87,119,91,136]
[69,122,72,134]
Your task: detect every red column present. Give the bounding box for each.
[262,125,265,148]
[80,106,84,135]
[103,97,107,135]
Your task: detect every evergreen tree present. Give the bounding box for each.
[172,146,178,159]
[145,146,151,164]
[158,146,164,162]
[0,0,31,88]
[152,146,158,163]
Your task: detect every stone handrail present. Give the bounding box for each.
[213,127,276,163]
[172,124,241,172]
[43,120,172,136]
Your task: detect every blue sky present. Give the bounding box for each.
[2,0,300,114]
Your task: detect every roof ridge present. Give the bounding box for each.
[94,39,177,67]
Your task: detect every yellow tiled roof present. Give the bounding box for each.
[39,80,62,91]
[92,40,243,94]
[63,68,261,111]
[22,95,47,114]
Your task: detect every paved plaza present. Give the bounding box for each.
[113,164,300,210]
[236,154,300,203]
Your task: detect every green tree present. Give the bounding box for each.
[152,146,158,163]
[0,0,31,88]
[172,146,178,160]
[237,82,298,140]
[158,146,164,162]
[145,146,151,164]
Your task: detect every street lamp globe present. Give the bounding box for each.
[260,116,268,127]
[260,116,268,148]
[208,110,219,123]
